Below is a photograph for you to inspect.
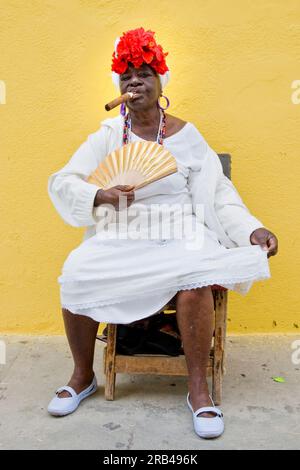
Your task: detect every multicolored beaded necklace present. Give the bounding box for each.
[122,109,167,146]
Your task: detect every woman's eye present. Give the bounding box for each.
[121,72,150,81]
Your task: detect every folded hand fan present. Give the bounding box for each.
[87,141,177,190]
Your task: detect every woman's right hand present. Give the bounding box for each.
[94,185,135,211]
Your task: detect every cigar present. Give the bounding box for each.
[105,92,135,111]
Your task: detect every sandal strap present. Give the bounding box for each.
[55,385,77,397]
[194,406,223,418]
[208,394,216,406]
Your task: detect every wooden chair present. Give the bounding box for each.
[99,154,231,406]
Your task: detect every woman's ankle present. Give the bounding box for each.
[72,369,95,382]
[188,376,209,391]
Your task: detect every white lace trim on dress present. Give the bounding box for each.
[61,272,270,310]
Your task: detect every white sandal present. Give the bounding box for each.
[47,375,98,416]
[187,392,224,439]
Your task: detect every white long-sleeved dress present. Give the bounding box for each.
[48,115,271,323]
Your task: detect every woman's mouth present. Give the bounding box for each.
[129,91,143,100]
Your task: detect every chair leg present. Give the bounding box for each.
[212,289,228,405]
[105,323,117,401]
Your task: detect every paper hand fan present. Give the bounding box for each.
[87,141,177,190]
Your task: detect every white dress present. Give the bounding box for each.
[53,124,271,324]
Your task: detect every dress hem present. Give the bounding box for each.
[61,271,271,313]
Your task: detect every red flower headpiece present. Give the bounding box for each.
[111,27,169,75]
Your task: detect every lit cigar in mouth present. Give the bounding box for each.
[105,92,135,111]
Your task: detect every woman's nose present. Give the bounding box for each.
[129,75,142,86]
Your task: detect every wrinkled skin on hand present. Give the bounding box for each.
[95,185,135,211]
[250,227,278,258]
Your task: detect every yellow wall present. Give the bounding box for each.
[1,0,299,334]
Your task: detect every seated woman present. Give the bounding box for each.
[47,27,278,439]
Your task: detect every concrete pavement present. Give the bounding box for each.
[0,334,299,450]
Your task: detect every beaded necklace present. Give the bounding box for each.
[123,109,167,146]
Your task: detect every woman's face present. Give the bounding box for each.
[119,63,161,111]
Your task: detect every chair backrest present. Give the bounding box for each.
[218,153,231,180]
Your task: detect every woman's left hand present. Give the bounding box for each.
[250,227,278,258]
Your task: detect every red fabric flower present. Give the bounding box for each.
[111,27,169,75]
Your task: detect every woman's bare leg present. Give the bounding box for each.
[57,308,99,398]
[176,286,215,417]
